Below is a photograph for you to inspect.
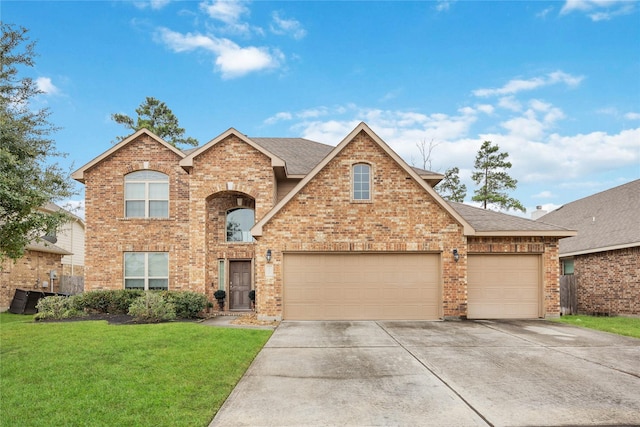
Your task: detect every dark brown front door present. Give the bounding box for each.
[229,261,251,310]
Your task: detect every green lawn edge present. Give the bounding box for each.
[550,314,640,339]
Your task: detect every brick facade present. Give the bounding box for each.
[0,250,64,310]
[572,247,639,316]
[77,126,564,320]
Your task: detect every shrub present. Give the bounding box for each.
[35,296,85,320]
[108,289,144,313]
[163,291,208,318]
[128,292,176,323]
[75,290,143,314]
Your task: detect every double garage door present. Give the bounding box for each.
[283,253,440,320]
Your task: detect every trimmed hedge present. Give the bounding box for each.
[34,290,210,321]
[162,291,209,319]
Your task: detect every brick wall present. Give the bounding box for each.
[468,236,561,317]
[83,134,192,292]
[0,250,64,310]
[574,246,639,315]
[255,130,467,320]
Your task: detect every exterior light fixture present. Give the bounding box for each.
[266,249,272,263]
[452,249,459,262]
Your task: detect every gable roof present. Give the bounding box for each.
[252,122,475,236]
[538,179,640,256]
[179,128,285,169]
[448,202,576,237]
[72,129,185,183]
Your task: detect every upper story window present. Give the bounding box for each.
[124,171,169,218]
[226,208,255,242]
[352,163,371,201]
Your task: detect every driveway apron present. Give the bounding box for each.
[210,320,640,427]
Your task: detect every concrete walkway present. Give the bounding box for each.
[210,320,640,427]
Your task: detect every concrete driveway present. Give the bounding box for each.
[210,320,640,427]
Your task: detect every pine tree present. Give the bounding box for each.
[112,97,198,147]
[471,141,525,212]
[437,167,467,202]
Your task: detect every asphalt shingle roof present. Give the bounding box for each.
[251,138,334,175]
[538,179,640,255]
[448,201,573,233]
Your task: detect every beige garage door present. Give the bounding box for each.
[467,254,541,319]
[283,253,440,320]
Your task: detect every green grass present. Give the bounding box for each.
[551,315,640,339]
[0,312,272,427]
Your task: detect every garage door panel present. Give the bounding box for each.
[468,255,541,319]
[284,253,440,320]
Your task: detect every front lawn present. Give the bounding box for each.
[0,312,272,426]
[551,314,640,339]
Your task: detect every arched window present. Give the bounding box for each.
[226,208,255,242]
[124,171,169,218]
[352,163,371,201]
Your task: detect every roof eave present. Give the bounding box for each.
[560,241,640,257]
[473,230,578,237]
[179,128,285,170]
[72,129,185,183]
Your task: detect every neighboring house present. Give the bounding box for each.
[538,180,640,316]
[72,123,574,321]
[0,203,84,310]
[0,239,71,311]
[42,203,85,277]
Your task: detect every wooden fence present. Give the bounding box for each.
[560,275,577,315]
[60,275,84,295]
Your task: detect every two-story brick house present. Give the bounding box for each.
[73,122,574,321]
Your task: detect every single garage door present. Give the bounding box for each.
[283,253,440,320]
[467,254,541,319]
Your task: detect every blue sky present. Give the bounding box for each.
[5,0,640,219]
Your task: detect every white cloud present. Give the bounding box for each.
[264,112,293,125]
[473,71,584,97]
[435,0,456,12]
[199,0,248,24]
[498,96,522,111]
[532,191,555,199]
[536,6,554,18]
[624,112,640,120]
[36,77,60,95]
[133,0,171,10]
[271,12,306,39]
[560,0,636,21]
[155,27,282,78]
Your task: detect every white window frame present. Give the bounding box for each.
[124,171,169,218]
[352,163,372,201]
[124,252,169,291]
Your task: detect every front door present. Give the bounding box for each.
[229,261,251,310]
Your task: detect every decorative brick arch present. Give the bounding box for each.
[207,182,258,200]
[122,163,173,176]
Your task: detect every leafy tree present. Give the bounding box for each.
[112,97,198,147]
[471,141,525,212]
[437,167,467,202]
[0,24,74,261]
